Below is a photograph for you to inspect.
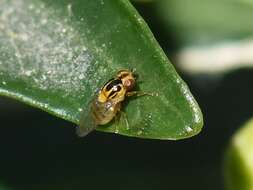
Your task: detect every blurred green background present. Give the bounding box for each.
[1,0,253,189]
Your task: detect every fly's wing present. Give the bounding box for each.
[77,98,117,137]
[76,101,97,137]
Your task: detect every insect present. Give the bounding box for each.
[76,69,153,137]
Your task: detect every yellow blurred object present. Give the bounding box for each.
[224,118,253,190]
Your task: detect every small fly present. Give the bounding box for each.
[77,69,155,137]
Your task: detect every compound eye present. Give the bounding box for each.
[123,78,135,90]
[124,79,131,87]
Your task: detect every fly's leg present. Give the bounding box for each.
[120,110,129,130]
[114,112,121,133]
[114,108,130,132]
[113,91,157,133]
[126,91,158,97]
[114,103,128,133]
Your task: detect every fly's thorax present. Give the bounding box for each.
[98,78,126,103]
[97,90,107,103]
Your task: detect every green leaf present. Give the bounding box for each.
[224,118,253,190]
[0,0,203,140]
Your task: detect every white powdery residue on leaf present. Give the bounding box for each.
[0,0,93,96]
[185,125,193,133]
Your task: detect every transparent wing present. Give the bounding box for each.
[76,101,97,137]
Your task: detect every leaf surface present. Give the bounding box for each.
[0,0,203,139]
